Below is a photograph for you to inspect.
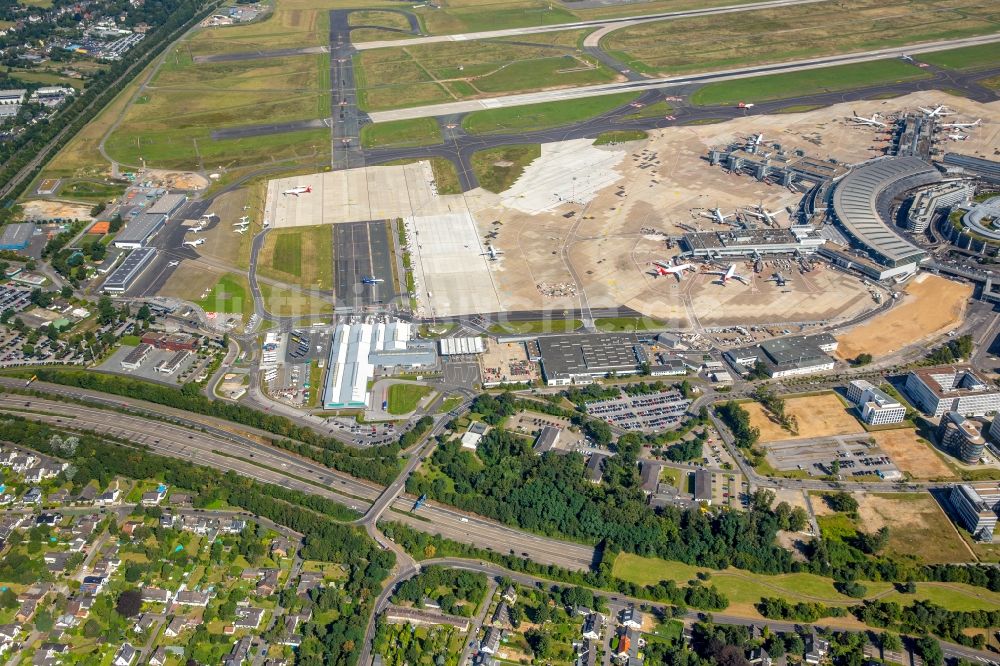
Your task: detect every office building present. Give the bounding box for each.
[949,482,1000,540]
[904,365,1000,417]
[937,412,986,464]
[147,193,187,216]
[905,180,974,233]
[847,380,906,425]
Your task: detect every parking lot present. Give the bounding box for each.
[100,345,201,386]
[765,435,903,479]
[284,328,329,364]
[586,390,692,432]
[442,355,481,389]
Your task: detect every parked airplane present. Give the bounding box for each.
[183,238,206,248]
[283,186,312,196]
[235,216,250,225]
[481,245,504,260]
[700,207,734,225]
[167,260,180,267]
[940,119,981,129]
[187,224,204,234]
[200,213,215,220]
[707,264,748,285]
[361,276,384,285]
[745,203,780,225]
[767,272,787,286]
[651,261,694,280]
[234,227,248,234]
[919,105,951,118]
[747,133,764,149]
[847,111,886,128]
[947,133,969,141]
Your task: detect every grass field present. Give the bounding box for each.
[594,129,649,145]
[197,273,253,319]
[258,283,333,317]
[690,60,930,106]
[470,144,540,193]
[621,100,674,120]
[871,430,955,481]
[918,42,1000,70]
[58,179,127,202]
[355,30,615,112]
[603,0,1000,76]
[462,92,638,134]
[387,383,432,414]
[611,552,999,613]
[382,156,461,195]
[348,10,412,30]
[187,5,329,57]
[258,225,333,290]
[594,316,663,331]
[487,318,581,334]
[360,118,442,149]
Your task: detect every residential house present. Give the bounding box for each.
[141,588,171,604]
[164,616,194,637]
[481,627,502,655]
[133,613,157,634]
[96,487,120,506]
[22,487,42,504]
[270,538,291,558]
[233,606,265,630]
[174,590,211,607]
[805,634,830,665]
[141,485,167,506]
[491,602,509,627]
[66,597,94,618]
[620,606,643,630]
[501,585,517,604]
[748,647,773,666]
[80,576,107,595]
[582,613,602,641]
[256,569,280,597]
[223,636,253,665]
[16,599,38,622]
[112,643,138,666]
[149,647,167,666]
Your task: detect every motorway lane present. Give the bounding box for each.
[367,33,1000,122]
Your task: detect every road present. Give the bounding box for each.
[368,33,1000,122]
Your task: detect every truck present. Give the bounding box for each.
[412,494,427,512]
[25,375,36,388]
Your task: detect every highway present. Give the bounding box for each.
[367,33,1000,122]
[351,0,829,51]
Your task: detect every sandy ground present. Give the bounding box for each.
[836,273,973,359]
[143,169,210,191]
[871,429,956,480]
[21,199,94,221]
[746,393,864,442]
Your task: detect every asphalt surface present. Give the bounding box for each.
[333,220,397,309]
[193,45,328,64]
[211,118,327,140]
[329,9,368,170]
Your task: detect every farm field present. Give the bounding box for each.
[258,224,334,290]
[690,59,930,106]
[745,393,863,442]
[355,30,618,112]
[387,383,432,414]
[836,274,972,360]
[602,0,1000,76]
[462,92,638,134]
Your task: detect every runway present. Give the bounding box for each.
[332,220,397,309]
[193,45,328,64]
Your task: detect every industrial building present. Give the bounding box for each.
[937,412,986,464]
[940,153,1000,185]
[323,321,434,408]
[120,343,153,371]
[0,222,35,251]
[905,180,974,233]
[846,380,906,426]
[680,227,824,258]
[829,156,934,270]
[725,333,838,378]
[537,333,646,386]
[147,193,187,217]
[534,426,561,454]
[102,247,156,293]
[904,365,1000,417]
[438,337,485,355]
[949,482,999,541]
[693,469,712,504]
[113,213,167,249]
[155,350,191,375]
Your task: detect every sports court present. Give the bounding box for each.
[333,221,396,309]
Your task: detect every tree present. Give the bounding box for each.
[880,632,903,653]
[824,491,858,513]
[525,628,552,657]
[35,609,53,632]
[915,636,943,666]
[852,353,873,366]
[97,296,116,325]
[60,285,73,299]
[115,589,142,617]
[137,304,151,321]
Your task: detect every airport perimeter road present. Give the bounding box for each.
[367,32,1000,122]
[352,0,828,50]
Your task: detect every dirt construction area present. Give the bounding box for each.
[836,273,973,360]
[871,429,956,480]
[20,200,94,221]
[746,392,864,442]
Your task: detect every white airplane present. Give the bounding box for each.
[200,213,215,220]
[651,261,694,280]
[700,207,735,225]
[187,224,204,234]
[481,245,504,260]
[748,133,764,149]
[235,216,250,225]
[707,264,749,285]
[847,111,886,128]
[940,119,981,129]
[183,238,206,248]
[282,186,312,196]
[919,105,951,118]
[947,133,969,141]
[745,204,780,225]
[234,227,248,234]
[167,260,180,267]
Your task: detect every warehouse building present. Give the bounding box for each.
[905,180,974,233]
[113,213,167,249]
[725,333,838,378]
[949,482,999,541]
[0,222,35,251]
[102,247,156,293]
[537,333,647,386]
[147,193,187,217]
[121,343,153,371]
[904,365,1000,417]
[829,156,934,270]
[846,380,906,426]
[680,227,824,258]
[155,350,191,375]
[937,412,986,464]
[693,469,713,504]
[438,337,485,355]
